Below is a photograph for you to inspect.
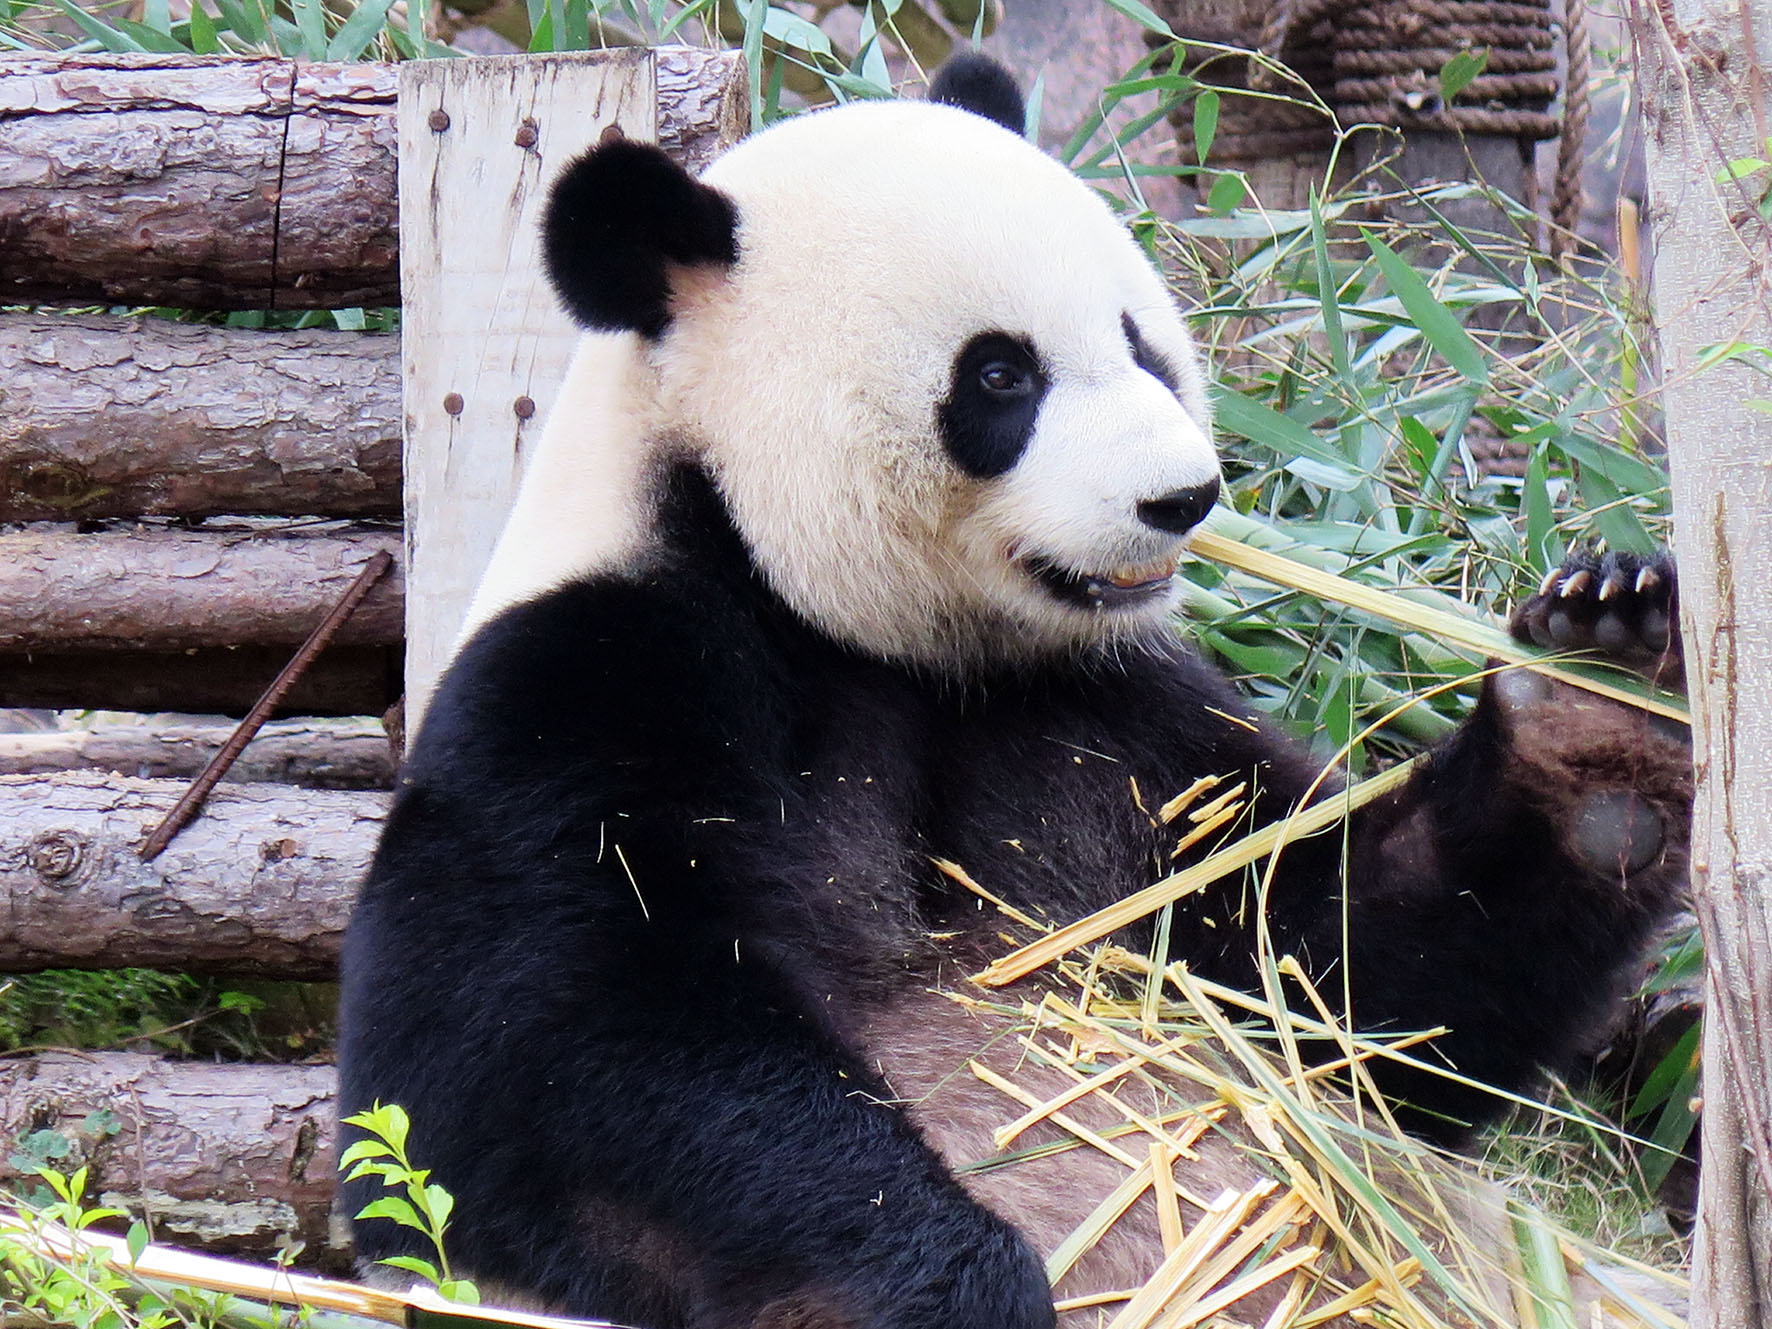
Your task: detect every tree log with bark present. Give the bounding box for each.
[1631,0,1772,1322]
[0,314,401,522]
[0,526,402,652]
[0,718,393,788]
[0,49,744,310]
[0,770,376,976]
[0,1053,347,1268]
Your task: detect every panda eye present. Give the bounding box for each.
[978,362,1030,394]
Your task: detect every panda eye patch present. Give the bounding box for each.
[1122,312,1180,394]
[940,332,1048,479]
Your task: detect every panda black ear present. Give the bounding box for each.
[928,52,1026,136]
[541,138,740,338]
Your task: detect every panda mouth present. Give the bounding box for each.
[1022,554,1182,609]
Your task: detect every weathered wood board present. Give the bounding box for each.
[398,50,656,725]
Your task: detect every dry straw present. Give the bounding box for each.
[950,946,1686,1328]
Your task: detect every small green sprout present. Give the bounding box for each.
[339,1103,480,1305]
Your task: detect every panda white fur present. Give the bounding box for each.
[339,54,1690,1329]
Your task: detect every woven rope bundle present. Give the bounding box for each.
[1328,0,1560,139]
[1150,0,1562,169]
[1148,0,1339,166]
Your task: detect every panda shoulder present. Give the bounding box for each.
[410,565,773,780]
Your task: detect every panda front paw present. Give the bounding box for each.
[1488,548,1691,883]
[1509,549,1681,686]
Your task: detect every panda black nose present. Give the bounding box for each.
[1136,478,1220,535]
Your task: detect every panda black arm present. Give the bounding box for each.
[1255,554,1690,1139]
[339,568,1055,1329]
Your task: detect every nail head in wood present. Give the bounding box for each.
[514,119,539,149]
[429,108,451,132]
[443,392,465,416]
[514,395,536,420]
[599,122,625,145]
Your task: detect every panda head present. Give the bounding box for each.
[527,55,1220,672]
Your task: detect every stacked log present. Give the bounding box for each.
[0,718,393,788]
[0,314,402,523]
[0,48,742,717]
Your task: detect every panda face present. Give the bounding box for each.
[519,95,1221,672]
[652,102,1220,669]
[938,307,1219,631]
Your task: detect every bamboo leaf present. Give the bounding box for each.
[326,0,397,60]
[1524,442,1558,572]
[111,17,191,51]
[1192,89,1218,165]
[210,0,268,43]
[1099,0,1172,38]
[1211,389,1363,485]
[1204,171,1246,215]
[52,0,146,51]
[1438,48,1488,102]
[1187,524,1688,721]
[741,0,767,131]
[292,0,328,59]
[1309,191,1348,380]
[1362,232,1489,384]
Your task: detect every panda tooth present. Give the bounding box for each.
[1105,555,1181,590]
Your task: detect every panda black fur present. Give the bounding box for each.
[339,57,1690,1329]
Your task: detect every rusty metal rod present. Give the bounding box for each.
[137,549,395,862]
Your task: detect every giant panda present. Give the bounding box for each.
[338,52,1691,1329]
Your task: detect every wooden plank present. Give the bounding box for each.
[0,770,375,976]
[399,50,656,724]
[0,313,401,521]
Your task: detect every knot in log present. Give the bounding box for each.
[29,830,87,886]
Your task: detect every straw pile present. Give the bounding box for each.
[936,936,1686,1329]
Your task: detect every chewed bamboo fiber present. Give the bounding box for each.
[957,532,1691,1327]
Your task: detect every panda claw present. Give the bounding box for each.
[1558,570,1593,598]
[1597,572,1627,602]
[1635,566,1662,595]
[1538,568,1564,597]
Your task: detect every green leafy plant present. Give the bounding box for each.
[4,0,453,59]
[0,1166,178,1329]
[340,1103,479,1305]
